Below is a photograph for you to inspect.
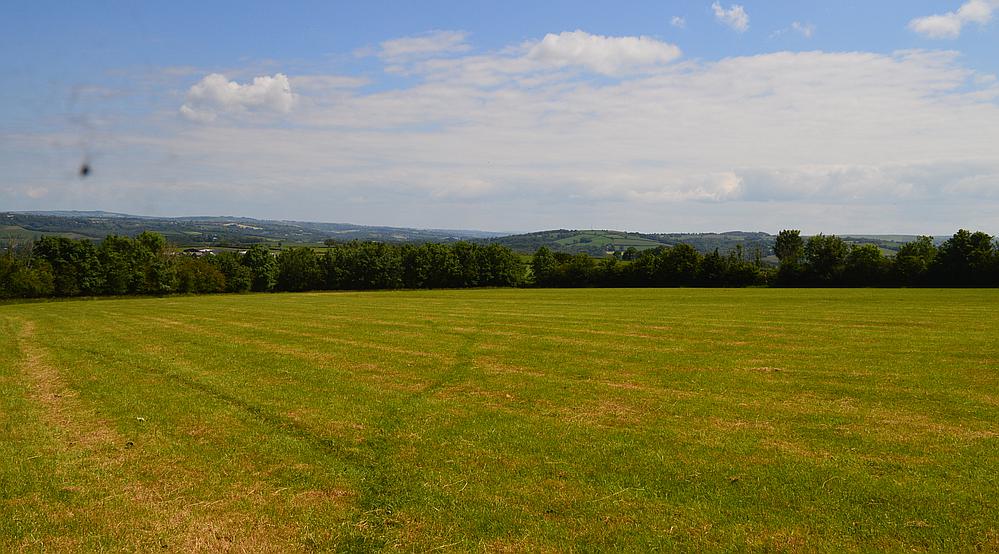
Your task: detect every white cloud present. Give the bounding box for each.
[671,16,686,29]
[525,30,682,75]
[378,30,470,62]
[791,21,815,38]
[15,31,999,233]
[180,73,295,123]
[909,0,998,39]
[156,49,999,216]
[712,2,749,32]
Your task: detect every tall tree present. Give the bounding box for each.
[531,247,558,287]
[242,244,277,292]
[774,230,804,267]
[931,230,995,286]
[211,252,253,293]
[893,236,936,286]
[844,244,886,287]
[804,234,848,285]
[175,257,226,293]
[133,232,175,294]
[276,247,322,292]
[33,236,103,296]
[774,229,805,286]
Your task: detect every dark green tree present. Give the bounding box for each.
[211,252,253,293]
[844,244,887,286]
[33,236,103,296]
[893,236,936,286]
[774,230,804,266]
[804,234,848,285]
[450,242,480,288]
[478,244,524,287]
[931,230,995,286]
[531,246,558,287]
[774,229,804,286]
[242,244,277,292]
[276,247,322,292]
[663,244,701,286]
[560,253,597,287]
[0,249,54,298]
[698,249,727,286]
[133,232,174,294]
[175,257,226,293]
[98,235,138,294]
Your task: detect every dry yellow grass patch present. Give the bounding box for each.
[763,438,835,461]
[475,357,547,379]
[16,320,119,451]
[561,398,642,428]
[866,411,998,442]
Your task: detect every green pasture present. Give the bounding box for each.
[2,289,998,551]
[551,230,663,250]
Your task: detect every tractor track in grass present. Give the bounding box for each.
[76,312,487,550]
[14,318,119,453]
[9,318,221,551]
[141,314,443,362]
[339,322,483,550]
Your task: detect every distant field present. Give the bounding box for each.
[551,230,665,250]
[0,225,89,243]
[2,289,998,551]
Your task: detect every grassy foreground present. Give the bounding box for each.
[2,289,998,551]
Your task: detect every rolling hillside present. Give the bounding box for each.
[2,212,943,258]
[1,211,504,247]
[486,229,942,257]
[486,229,777,256]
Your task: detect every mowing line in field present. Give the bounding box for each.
[4,290,999,550]
[15,319,119,451]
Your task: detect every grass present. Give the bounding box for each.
[2,288,998,551]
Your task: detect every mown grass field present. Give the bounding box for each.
[2,289,998,551]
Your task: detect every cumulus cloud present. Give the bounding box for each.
[378,30,470,62]
[180,73,295,123]
[909,0,998,39]
[712,2,749,32]
[671,16,686,29]
[525,30,682,75]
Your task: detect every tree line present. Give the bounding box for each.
[531,243,768,287]
[771,229,999,287]
[531,229,999,288]
[2,229,998,299]
[0,232,524,299]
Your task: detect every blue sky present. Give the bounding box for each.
[2,1,998,233]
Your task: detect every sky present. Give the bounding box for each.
[2,1,998,234]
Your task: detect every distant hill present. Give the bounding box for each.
[1,211,504,247]
[1,211,945,256]
[484,229,777,257]
[483,230,943,258]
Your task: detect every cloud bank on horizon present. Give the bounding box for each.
[2,2,999,234]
